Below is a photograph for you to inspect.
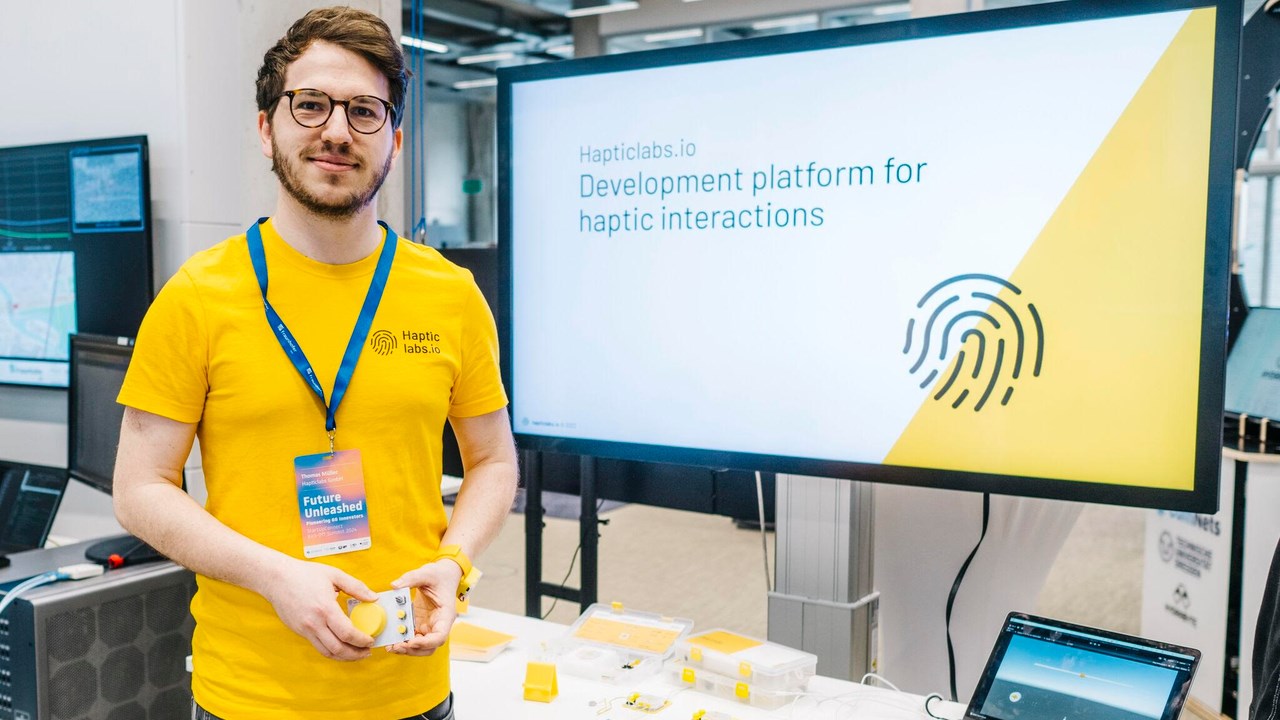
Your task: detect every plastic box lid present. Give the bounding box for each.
[676,629,817,690]
[565,602,695,659]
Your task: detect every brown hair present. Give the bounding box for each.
[256,6,410,129]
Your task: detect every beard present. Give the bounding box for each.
[271,134,394,219]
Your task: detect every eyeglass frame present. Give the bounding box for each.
[276,88,396,135]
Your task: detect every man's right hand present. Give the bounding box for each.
[261,559,379,661]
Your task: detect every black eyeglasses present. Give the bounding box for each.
[278,89,394,134]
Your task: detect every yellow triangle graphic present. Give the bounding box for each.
[885,9,1216,491]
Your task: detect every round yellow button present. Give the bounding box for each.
[350,602,387,637]
[397,624,408,635]
[397,610,407,620]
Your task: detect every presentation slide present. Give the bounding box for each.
[506,6,1224,498]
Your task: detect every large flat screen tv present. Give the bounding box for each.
[499,0,1239,512]
[0,135,153,388]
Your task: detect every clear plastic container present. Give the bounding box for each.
[675,629,817,691]
[555,602,695,683]
[668,662,800,711]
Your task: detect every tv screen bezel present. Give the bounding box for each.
[497,0,1238,513]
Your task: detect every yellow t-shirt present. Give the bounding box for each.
[118,219,507,719]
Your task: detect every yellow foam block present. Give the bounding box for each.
[523,661,558,703]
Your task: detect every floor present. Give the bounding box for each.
[466,497,1144,641]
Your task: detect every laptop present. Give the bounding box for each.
[0,460,69,555]
[965,613,1200,720]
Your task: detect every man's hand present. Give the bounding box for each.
[260,559,379,661]
[385,560,464,656]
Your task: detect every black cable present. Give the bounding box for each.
[924,693,948,720]
[119,536,148,562]
[541,497,606,620]
[945,492,990,702]
[541,542,581,620]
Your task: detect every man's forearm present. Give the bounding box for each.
[439,457,518,560]
[115,478,289,597]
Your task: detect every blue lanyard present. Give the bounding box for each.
[245,218,398,448]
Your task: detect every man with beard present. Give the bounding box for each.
[112,8,516,719]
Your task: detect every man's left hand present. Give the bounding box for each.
[386,560,464,656]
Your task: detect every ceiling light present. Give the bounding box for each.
[642,28,704,43]
[457,51,515,65]
[547,44,576,56]
[750,14,819,31]
[453,78,499,90]
[872,3,911,15]
[400,35,449,54]
[564,1,640,18]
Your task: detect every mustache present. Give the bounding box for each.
[305,142,361,164]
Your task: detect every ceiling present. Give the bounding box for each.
[405,0,1052,98]
[403,0,578,98]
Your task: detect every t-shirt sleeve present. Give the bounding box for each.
[117,268,209,424]
[449,278,508,418]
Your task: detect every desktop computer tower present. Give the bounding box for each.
[0,544,194,720]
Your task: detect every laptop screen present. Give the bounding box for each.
[966,613,1199,720]
[0,461,68,554]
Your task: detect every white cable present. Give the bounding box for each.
[755,470,772,592]
[0,571,59,617]
[0,564,105,617]
[860,672,902,692]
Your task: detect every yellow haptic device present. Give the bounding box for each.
[346,588,415,648]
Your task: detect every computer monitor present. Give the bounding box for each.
[500,0,1239,512]
[0,136,153,388]
[68,334,134,494]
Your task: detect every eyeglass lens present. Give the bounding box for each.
[290,90,388,133]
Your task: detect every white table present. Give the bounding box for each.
[450,607,967,719]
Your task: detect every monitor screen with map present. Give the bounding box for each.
[0,136,153,388]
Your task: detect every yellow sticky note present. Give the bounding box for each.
[688,630,763,655]
[451,622,515,649]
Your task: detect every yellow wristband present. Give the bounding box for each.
[432,545,479,600]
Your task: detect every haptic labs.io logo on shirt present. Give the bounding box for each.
[904,274,1044,411]
[369,329,444,356]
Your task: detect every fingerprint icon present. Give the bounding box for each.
[903,274,1044,411]
[369,329,397,356]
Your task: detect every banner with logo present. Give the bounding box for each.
[1141,456,1233,710]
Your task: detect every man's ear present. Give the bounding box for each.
[258,110,273,159]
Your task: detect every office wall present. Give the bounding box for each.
[0,0,187,472]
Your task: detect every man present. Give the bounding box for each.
[113,8,517,719]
